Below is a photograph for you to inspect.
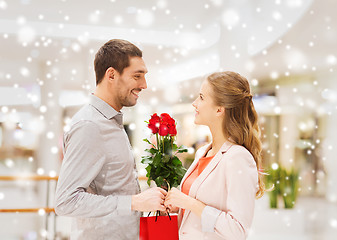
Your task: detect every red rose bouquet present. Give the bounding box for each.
[142,113,187,189]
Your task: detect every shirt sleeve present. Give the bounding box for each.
[54,120,132,218]
[200,148,258,239]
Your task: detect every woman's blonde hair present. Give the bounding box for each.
[207,71,265,198]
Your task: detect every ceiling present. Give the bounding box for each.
[0,0,336,106]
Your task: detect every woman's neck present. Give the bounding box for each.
[208,124,227,156]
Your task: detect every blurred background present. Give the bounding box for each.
[0,0,337,239]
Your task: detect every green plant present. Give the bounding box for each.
[279,168,299,208]
[266,164,281,208]
[265,163,299,209]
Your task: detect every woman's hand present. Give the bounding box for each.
[166,205,180,213]
[164,187,190,210]
[164,187,206,217]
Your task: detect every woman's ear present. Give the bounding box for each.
[216,106,225,117]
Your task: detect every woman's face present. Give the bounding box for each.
[192,80,220,126]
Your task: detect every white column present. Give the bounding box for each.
[279,113,299,169]
[321,73,337,203]
[36,62,62,175]
[36,60,63,239]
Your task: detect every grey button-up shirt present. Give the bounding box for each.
[55,95,141,240]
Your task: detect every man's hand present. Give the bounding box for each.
[131,187,167,212]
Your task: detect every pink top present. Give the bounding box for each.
[181,155,214,196]
[181,155,214,216]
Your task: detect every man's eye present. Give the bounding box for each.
[134,75,141,79]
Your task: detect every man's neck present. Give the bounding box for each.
[94,86,122,112]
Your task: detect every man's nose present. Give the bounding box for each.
[140,77,147,90]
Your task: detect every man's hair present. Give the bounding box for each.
[94,39,142,85]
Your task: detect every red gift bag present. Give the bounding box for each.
[139,214,179,240]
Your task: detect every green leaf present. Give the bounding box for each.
[145,165,151,175]
[145,148,158,155]
[141,156,153,164]
[163,171,170,178]
[172,156,182,166]
[153,153,162,166]
[155,166,162,175]
[175,166,187,177]
[155,176,164,187]
[162,154,170,163]
[177,145,187,150]
[143,138,156,148]
[147,178,152,186]
[177,149,188,153]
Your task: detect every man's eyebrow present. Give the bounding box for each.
[133,70,148,74]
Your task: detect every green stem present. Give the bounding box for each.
[162,136,165,154]
[156,133,160,151]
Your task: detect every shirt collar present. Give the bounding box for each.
[89,94,123,124]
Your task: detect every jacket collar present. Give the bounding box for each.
[180,141,232,188]
[189,141,233,197]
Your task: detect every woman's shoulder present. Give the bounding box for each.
[228,144,251,155]
[223,144,256,167]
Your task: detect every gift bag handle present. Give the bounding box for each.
[147,210,171,222]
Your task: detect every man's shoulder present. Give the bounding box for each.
[70,104,98,125]
[65,104,102,135]
[64,105,101,141]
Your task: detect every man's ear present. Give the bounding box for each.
[105,67,116,82]
[216,106,225,117]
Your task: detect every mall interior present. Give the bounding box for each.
[1,0,337,239]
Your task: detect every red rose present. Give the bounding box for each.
[168,125,177,136]
[148,113,160,134]
[148,113,177,136]
[148,123,158,134]
[160,113,171,122]
[159,113,177,136]
[149,113,160,125]
[158,124,169,136]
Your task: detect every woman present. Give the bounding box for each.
[164,71,265,240]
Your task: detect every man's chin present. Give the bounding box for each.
[123,100,138,107]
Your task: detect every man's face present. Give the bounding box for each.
[113,57,148,109]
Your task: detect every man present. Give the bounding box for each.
[55,39,167,239]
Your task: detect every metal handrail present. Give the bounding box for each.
[0,208,55,213]
[0,175,147,181]
[0,175,58,238]
[0,175,58,181]
[0,175,58,212]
